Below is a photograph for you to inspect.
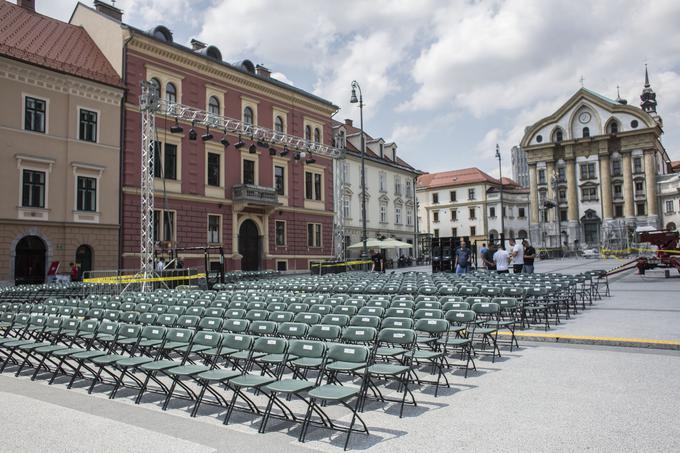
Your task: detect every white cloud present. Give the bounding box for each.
[270,72,294,86]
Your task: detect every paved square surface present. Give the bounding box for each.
[2,258,679,452]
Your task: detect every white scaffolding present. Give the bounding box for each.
[138,81,346,290]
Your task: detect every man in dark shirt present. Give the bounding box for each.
[371,250,383,272]
[523,240,536,274]
[483,243,497,271]
[454,240,471,274]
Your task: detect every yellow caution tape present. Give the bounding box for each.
[599,246,680,257]
[310,260,373,269]
[83,273,206,284]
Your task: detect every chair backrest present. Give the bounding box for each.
[198,317,223,331]
[205,307,225,318]
[97,321,119,338]
[141,325,167,341]
[414,308,444,320]
[445,309,476,325]
[192,330,222,348]
[177,315,200,328]
[377,328,416,348]
[165,327,193,346]
[333,305,358,316]
[77,319,100,335]
[253,336,287,355]
[414,318,449,335]
[294,312,321,325]
[415,301,442,310]
[222,318,249,333]
[471,301,500,316]
[342,326,377,344]
[357,306,384,317]
[186,306,205,317]
[268,311,293,323]
[442,301,470,311]
[103,310,121,322]
[245,309,268,321]
[117,323,142,341]
[288,303,310,314]
[138,313,158,325]
[381,317,414,329]
[277,322,309,338]
[320,314,350,327]
[156,314,178,327]
[349,315,381,328]
[326,343,369,364]
[150,305,168,314]
[289,339,325,359]
[228,300,247,309]
[248,320,277,336]
[224,309,246,319]
[222,333,254,352]
[309,304,332,315]
[308,324,341,341]
[385,307,413,318]
[493,297,517,311]
[390,300,415,309]
[266,302,288,311]
[465,296,490,306]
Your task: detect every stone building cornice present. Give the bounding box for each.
[128,36,336,117]
[0,57,123,105]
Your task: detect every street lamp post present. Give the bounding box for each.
[350,81,368,261]
[495,144,505,244]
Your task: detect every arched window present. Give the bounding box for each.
[582,127,590,138]
[208,96,220,115]
[150,78,161,98]
[243,106,253,125]
[165,82,177,103]
[274,116,284,133]
[313,127,320,144]
[518,230,528,239]
[609,121,618,134]
[555,129,563,143]
[338,130,345,147]
[305,125,312,141]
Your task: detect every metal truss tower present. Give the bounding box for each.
[139,81,158,291]
[333,156,347,262]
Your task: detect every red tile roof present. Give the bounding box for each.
[0,1,122,88]
[418,167,502,189]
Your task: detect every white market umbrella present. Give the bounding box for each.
[347,238,384,249]
[380,238,413,249]
[635,225,657,233]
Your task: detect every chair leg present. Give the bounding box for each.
[191,381,208,417]
[223,387,240,425]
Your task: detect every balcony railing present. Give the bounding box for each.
[232,184,280,206]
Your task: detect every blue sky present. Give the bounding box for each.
[31,0,680,176]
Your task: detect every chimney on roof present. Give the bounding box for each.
[344,119,353,127]
[190,39,206,50]
[17,0,35,12]
[94,0,123,21]
[255,64,271,78]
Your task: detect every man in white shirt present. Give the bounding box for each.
[493,245,510,274]
[509,239,524,273]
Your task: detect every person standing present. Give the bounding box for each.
[482,243,496,271]
[370,249,383,273]
[69,262,79,282]
[454,239,471,274]
[523,240,536,274]
[509,239,524,273]
[493,245,510,274]
[479,243,488,266]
